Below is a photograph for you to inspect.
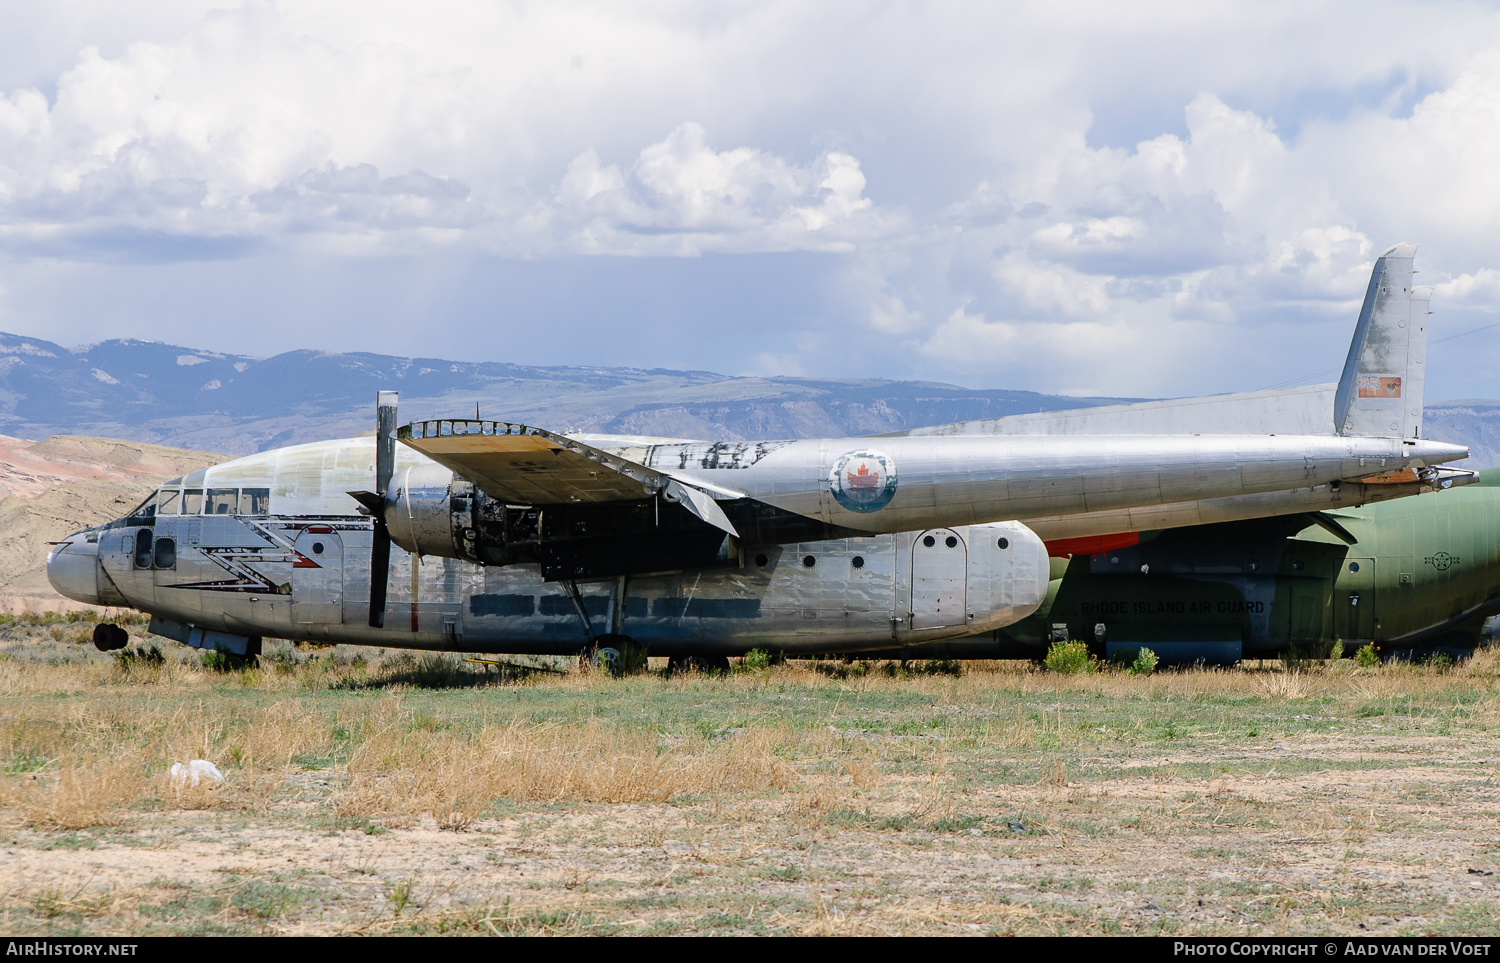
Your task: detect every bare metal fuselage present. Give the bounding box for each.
[47,435,1051,655]
[46,429,1465,656]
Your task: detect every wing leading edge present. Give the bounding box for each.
[397,419,739,536]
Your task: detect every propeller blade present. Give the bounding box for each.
[376,390,398,497]
[369,516,392,627]
[368,390,399,628]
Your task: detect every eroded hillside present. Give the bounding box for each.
[0,435,227,613]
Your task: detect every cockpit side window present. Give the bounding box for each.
[157,489,181,515]
[207,488,238,515]
[133,528,154,568]
[183,489,204,514]
[239,488,271,516]
[126,494,157,519]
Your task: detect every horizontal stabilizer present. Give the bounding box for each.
[880,384,1337,438]
[1309,512,1358,545]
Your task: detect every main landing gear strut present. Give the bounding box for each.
[562,575,642,677]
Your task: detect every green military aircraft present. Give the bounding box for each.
[875,467,1500,666]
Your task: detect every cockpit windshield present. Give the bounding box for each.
[145,486,271,517]
[207,489,238,515]
[125,493,157,519]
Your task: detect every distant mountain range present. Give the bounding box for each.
[0,330,1134,455]
[3,329,1498,469]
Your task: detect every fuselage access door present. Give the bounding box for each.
[293,529,345,624]
[911,529,967,630]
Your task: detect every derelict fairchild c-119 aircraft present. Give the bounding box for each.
[46,243,1474,669]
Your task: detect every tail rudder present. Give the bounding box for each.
[1406,284,1431,437]
[1334,242,1426,438]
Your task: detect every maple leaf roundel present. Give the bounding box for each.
[828,449,898,514]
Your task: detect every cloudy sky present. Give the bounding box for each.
[4,1,1500,399]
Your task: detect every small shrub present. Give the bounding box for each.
[1329,638,1345,661]
[260,642,301,666]
[1045,641,1095,675]
[380,651,417,672]
[1355,644,1379,668]
[201,649,233,673]
[1130,647,1159,676]
[113,645,165,670]
[232,882,310,919]
[743,649,772,670]
[385,878,414,916]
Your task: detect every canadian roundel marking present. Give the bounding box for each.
[829,449,897,514]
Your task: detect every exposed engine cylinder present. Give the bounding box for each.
[383,463,540,566]
[385,464,473,560]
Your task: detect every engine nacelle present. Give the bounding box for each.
[382,463,738,580]
[385,464,494,563]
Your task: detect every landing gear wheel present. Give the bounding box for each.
[591,634,645,677]
[592,647,624,678]
[92,623,129,652]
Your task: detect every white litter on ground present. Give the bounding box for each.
[169,760,224,787]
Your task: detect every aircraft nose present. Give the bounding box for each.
[47,535,102,606]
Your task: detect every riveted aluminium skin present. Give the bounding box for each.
[627,433,1465,534]
[891,468,1500,664]
[44,436,1050,654]
[41,428,1466,659]
[401,427,1466,536]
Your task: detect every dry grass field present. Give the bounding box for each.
[0,616,1496,936]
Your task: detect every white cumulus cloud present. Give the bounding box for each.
[1,2,1500,398]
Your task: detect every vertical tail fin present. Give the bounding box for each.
[1334,243,1428,438]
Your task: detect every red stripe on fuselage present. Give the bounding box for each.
[1043,532,1140,558]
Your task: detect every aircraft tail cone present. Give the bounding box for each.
[1404,439,1469,469]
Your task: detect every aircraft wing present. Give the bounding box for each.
[397,419,740,535]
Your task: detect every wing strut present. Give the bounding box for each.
[562,580,597,644]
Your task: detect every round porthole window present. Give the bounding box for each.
[755,554,769,568]
[945,535,958,548]
[312,542,325,555]
[852,556,865,569]
[997,537,1010,550]
[922,535,936,548]
[802,555,816,568]
[1349,562,1360,573]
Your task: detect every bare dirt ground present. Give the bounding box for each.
[0,436,225,613]
[0,622,1495,936]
